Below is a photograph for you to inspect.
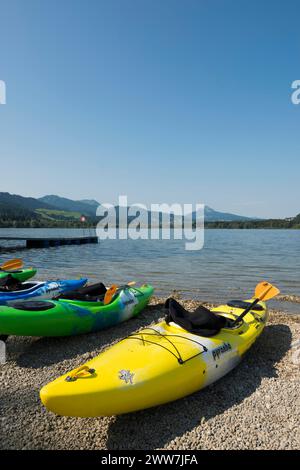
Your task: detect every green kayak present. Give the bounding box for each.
[0,268,37,283]
[0,282,154,337]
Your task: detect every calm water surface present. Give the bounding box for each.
[0,229,299,310]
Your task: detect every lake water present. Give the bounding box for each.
[0,228,299,311]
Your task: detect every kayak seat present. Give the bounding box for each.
[10,301,55,311]
[227,300,264,311]
[0,274,23,291]
[165,298,228,337]
[3,283,37,293]
[56,282,107,302]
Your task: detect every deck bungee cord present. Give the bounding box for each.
[124,327,208,364]
[40,281,280,417]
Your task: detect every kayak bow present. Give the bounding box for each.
[40,282,279,417]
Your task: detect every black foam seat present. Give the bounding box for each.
[56,282,107,301]
[227,300,264,311]
[165,298,227,337]
[10,301,55,311]
[0,274,22,291]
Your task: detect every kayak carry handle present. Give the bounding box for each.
[65,365,96,382]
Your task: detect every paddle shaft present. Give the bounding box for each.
[233,282,279,326]
[233,298,260,325]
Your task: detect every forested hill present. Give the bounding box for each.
[205,215,300,229]
[0,192,96,227]
[0,192,299,229]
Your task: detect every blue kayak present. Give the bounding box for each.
[0,278,87,305]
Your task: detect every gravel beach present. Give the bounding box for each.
[0,296,299,450]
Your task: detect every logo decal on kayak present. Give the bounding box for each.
[120,290,138,307]
[119,369,134,384]
[46,282,59,292]
[212,342,232,361]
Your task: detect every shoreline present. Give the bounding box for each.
[1,296,299,450]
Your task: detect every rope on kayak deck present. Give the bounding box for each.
[124,327,208,365]
[126,286,145,296]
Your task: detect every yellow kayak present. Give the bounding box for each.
[40,282,279,417]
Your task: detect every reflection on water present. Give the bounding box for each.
[0,229,299,309]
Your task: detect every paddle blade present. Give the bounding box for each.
[1,258,23,271]
[255,281,280,301]
[104,284,118,305]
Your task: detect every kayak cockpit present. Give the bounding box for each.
[165,296,268,337]
[226,300,264,311]
[165,298,230,337]
[0,278,42,294]
[55,282,107,302]
[0,274,37,293]
[9,301,55,311]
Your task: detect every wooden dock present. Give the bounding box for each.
[0,235,99,249]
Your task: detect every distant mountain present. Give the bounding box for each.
[0,201,38,220]
[0,192,259,226]
[0,192,55,212]
[0,191,298,229]
[0,192,96,227]
[99,204,256,227]
[200,206,256,222]
[79,199,100,208]
[38,195,100,216]
[38,195,257,222]
[293,213,300,224]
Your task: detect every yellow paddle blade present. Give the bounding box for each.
[255,281,280,301]
[127,281,136,286]
[104,284,118,305]
[1,258,23,271]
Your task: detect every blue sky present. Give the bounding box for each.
[0,0,299,218]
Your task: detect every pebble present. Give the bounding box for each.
[0,297,299,450]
